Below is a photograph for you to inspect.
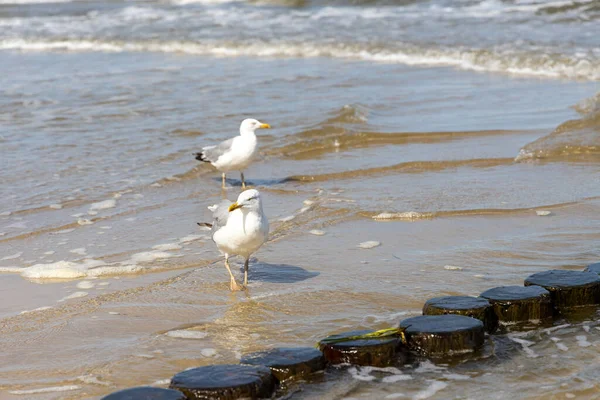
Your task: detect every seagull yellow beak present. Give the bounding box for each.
[259,123,271,129]
[228,202,242,212]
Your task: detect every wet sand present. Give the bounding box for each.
[3,199,600,399]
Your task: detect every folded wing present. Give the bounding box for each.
[195,138,235,164]
[208,199,233,239]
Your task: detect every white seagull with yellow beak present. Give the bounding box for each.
[195,118,271,189]
[199,189,269,291]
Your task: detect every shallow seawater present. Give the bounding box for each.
[1,0,600,398]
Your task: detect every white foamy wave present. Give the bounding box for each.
[382,374,413,383]
[76,280,95,289]
[0,266,23,273]
[77,375,111,386]
[4,259,144,280]
[576,335,592,347]
[118,6,182,23]
[152,243,183,251]
[201,348,217,357]
[348,366,376,381]
[59,291,88,301]
[516,92,600,161]
[0,0,73,3]
[1,39,598,80]
[414,360,447,373]
[129,250,175,263]
[1,251,22,260]
[21,259,107,279]
[356,46,600,80]
[509,336,539,358]
[9,385,80,395]
[70,247,87,255]
[89,199,116,211]
[20,306,53,314]
[168,0,237,5]
[426,0,597,19]
[574,92,600,116]
[165,329,208,339]
[555,341,569,351]
[311,6,395,20]
[414,381,448,400]
[0,6,197,38]
[443,373,471,380]
[179,234,205,243]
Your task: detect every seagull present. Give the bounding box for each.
[198,189,269,291]
[195,119,271,189]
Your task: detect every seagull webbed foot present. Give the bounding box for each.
[229,278,245,291]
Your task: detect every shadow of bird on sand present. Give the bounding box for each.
[240,262,319,284]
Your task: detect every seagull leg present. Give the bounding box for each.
[244,258,249,286]
[241,172,246,189]
[221,173,226,189]
[224,255,243,291]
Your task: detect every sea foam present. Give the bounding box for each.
[152,243,183,251]
[59,291,88,301]
[6,259,144,280]
[165,330,208,339]
[89,199,117,211]
[414,381,448,400]
[1,252,22,260]
[1,39,597,81]
[129,251,175,263]
[9,385,80,395]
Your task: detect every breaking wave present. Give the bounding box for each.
[1,38,599,80]
[516,93,600,161]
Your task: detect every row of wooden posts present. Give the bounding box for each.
[102,263,600,400]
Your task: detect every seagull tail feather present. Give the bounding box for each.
[197,222,212,228]
[195,151,210,162]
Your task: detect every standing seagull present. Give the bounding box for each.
[195,118,271,189]
[199,189,269,291]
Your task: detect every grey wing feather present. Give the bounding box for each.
[209,199,233,238]
[201,138,235,163]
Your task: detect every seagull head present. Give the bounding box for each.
[240,118,271,135]
[229,189,263,212]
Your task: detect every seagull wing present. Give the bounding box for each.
[209,199,233,239]
[196,137,235,164]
